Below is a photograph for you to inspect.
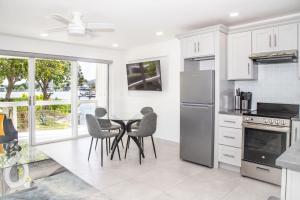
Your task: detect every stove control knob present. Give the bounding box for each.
[270,120,274,124]
[275,120,279,125]
[281,121,286,125]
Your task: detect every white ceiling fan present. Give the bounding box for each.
[46,11,116,36]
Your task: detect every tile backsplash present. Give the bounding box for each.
[235,63,300,110]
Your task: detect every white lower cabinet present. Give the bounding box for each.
[218,114,243,167]
[218,145,241,167]
[281,169,300,200]
[219,126,242,148]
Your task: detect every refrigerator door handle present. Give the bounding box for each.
[181,103,214,108]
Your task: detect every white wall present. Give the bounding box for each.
[235,63,300,109]
[0,34,126,112]
[115,39,181,142]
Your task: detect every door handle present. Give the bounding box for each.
[256,166,270,172]
[223,154,235,158]
[28,96,32,106]
[224,136,235,139]
[248,63,250,75]
[224,120,236,124]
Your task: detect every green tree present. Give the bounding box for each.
[78,66,87,86]
[35,59,71,100]
[0,58,28,100]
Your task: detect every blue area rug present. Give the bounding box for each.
[3,171,110,200]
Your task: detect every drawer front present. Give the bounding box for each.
[218,145,241,167]
[219,114,242,129]
[219,127,242,148]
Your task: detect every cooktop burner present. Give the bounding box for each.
[244,103,299,119]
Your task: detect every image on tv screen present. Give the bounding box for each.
[126,60,162,91]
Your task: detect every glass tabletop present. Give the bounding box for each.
[0,141,49,169]
[103,112,142,121]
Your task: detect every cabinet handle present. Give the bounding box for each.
[295,127,298,142]
[224,136,235,139]
[248,63,250,75]
[274,34,277,47]
[194,43,197,53]
[224,120,236,124]
[197,42,200,52]
[223,154,235,158]
[269,35,272,48]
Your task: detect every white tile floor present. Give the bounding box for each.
[37,137,280,200]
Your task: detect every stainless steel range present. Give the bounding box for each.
[241,103,299,185]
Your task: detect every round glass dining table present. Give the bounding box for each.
[108,113,144,160]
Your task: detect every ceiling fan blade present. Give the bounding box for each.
[51,14,70,25]
[46,27,67,33]
[86,22,115,32]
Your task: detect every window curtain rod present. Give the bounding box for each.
[0,49,113,64]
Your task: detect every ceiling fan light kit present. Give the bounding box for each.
[46,11,115,36]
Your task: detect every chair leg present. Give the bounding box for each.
[151,136,157,159]
[106,138,108,156]
[109,138,111,152]
[95,138,98,150]
[139,137,142,165]
[124,136,130,159]
[101,139,103,167]
[88,137,94,161]
[121,138,124,149]
[116,137,121,161]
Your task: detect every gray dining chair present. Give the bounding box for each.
[125,112,157,164]
[131,107,154,130]
[95,107,124,153]
[128,107,154,149]
[86,114,121,166]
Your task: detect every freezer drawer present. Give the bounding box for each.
[180,71,214,104]
[180,103,214,167]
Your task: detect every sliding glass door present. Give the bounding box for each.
[0,55,109,145]
[32,59,73,144]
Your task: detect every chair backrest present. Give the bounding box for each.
[86,114,102,138]
[137,112,157,137]
[140,107,154,115]
[95,107,107,118]
[95,107,112,128]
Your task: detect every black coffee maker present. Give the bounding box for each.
[240,92,252,111]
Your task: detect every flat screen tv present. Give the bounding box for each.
[126,60,162,91]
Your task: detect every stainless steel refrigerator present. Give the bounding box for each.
[180,70,215,168]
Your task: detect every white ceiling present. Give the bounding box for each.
[0,0,300,50]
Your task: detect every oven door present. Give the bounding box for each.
[242,123,290,168]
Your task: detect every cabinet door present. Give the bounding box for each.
[182,37,193,59]
[252,28,274,53]
[196,33,215,57]
[291,120,300,145]
[275,24,298,51]
[286,170,300,200]
[228,32,254,80]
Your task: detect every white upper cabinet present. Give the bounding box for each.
[252,24,298,53]
[275,24,298,51]
[252,28,274,53]
[228,31,256,80]
[181,33,215,59]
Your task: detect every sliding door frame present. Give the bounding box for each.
[0,49,112,146]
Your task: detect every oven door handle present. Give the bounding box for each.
[242,122,290,133]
